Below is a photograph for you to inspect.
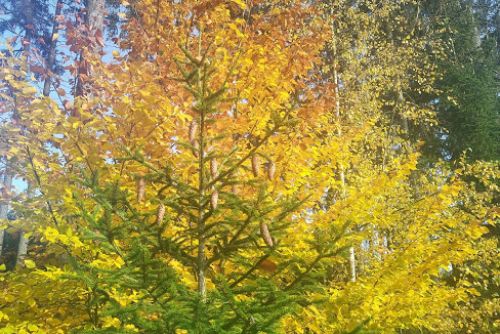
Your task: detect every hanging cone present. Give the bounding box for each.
[210,158,218,178]
[192,140,199,158]
[189,120,197,143]
[137,177,145,202]
[211,189,219,210]
[156,203,165,225]
[259,222,274,247]
[267,161,276,180]
[251,154,260,177]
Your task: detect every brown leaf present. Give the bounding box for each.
[56,88,66,96]
[95,29,105,47]
[258,259,277,273]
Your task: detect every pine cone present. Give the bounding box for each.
[210,158,218,178]
[137,177,145,202]
[189,120,197,143]
[267,161,276,180]
[251,154,260,177]
[211,189,219,210]
[156,203,165,225]
[259,222,274,247]
[192,140,199,158]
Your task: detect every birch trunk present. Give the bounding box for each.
[372,227,381,261]
[330,13,357,283]
[76,0,106,97]
[15,231,29,267]
[10,1,35,267]
[349,246,356,282]
[86,0,105,32]
[15,183,33,268]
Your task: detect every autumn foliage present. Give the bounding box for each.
[0,1,498,333]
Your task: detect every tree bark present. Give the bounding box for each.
[75,0,106,97]
[197,94,207,302]
[330,13,357,283]
[349,246,356,282]
[0,169,13,256]
[43,0,64,96]
[86,0,105,32]
[15,231,29,267]
[15,182,33,268]
[11,0,35,267]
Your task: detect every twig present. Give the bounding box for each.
[26,146,59,226]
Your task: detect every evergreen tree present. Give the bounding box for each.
[423,0,500,162]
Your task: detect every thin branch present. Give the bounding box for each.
[26,146,59,226]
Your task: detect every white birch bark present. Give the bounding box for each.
[15,183,33,268]
[15,231,29,267]
[349,247,356,282]
[331,12,357,283]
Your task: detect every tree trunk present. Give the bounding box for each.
[372,227,381,261]
[75,0,106,97]
[349,246,356,282]
[86,0,105,33]
[43,0,64,96]
[11,0,35,267]
[197,94,207,302]
[330,13,357,283]
[15,182,33,268]
[15,231,29,267]
[0,169,13,256]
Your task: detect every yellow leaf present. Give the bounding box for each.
[5,294,15,302]
[230,0,247,9]
[27,324,39,332]
[24,259,36,269]
[0,311,9,321]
